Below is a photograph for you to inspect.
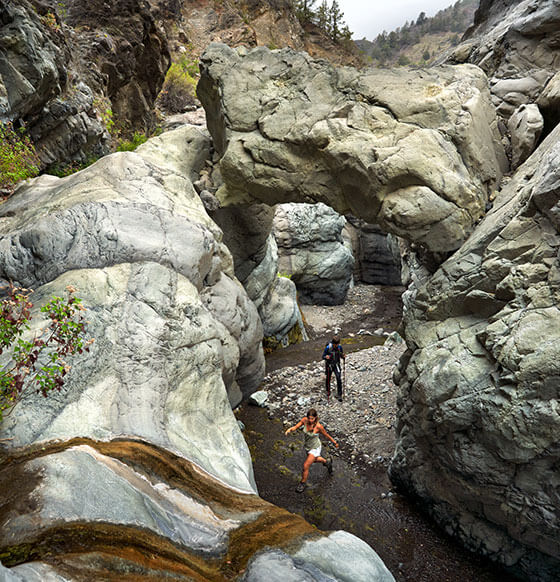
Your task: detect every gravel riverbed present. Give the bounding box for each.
[236,284,508,582]
[256,284,406,464]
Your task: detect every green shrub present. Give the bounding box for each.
[45,155,100,178]
[158,55,199,113]
[117,132,148,152]
[0,122,40,194]
[0,284,92,422]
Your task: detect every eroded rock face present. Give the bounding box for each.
[273,203,354,305]
[0,0,169,169]
[198,43,507,257]
[443,0,560,165]
[390,123,560,581]
[0,125,263,467]
[0,126,393,580]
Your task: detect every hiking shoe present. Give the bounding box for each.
[336,395,343,402]
[326,458,333,475]
[296,482,306,493]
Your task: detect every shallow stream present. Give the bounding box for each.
[237,285,518,582]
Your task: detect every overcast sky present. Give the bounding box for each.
[337,0,460,39]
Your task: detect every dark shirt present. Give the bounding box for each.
[322,342,344,366]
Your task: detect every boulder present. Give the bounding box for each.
[390,122,560,581]
[259,272,308,347]
[212,205,307,346]
[242,532,395,581]
[507,104,544,168]
[198,43,507,258]
[273,203,354,305]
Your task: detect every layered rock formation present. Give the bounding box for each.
[0,0,169,170]
[198,43,507,259]
[0,126,395,580]
[442,0,560,168]
[390,122,560,581]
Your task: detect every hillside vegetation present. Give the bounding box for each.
[355,0,477,68]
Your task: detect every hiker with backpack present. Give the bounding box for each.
[323,335,345,402]
[285,408,338,492]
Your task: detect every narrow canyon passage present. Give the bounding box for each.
[236,285,518,582]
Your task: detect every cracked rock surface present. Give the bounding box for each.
[198,43,508,254]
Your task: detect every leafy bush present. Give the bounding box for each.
[157,55,199,113]
[117,132,148,152]
[0,285,92,422]
[45,155,100,178]
[0,122,40,194]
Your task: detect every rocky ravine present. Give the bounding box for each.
[198,41,559,581]
[0,127,395,581]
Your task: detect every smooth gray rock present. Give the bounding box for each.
[294,531,396,582]
[507,104,544,169]
[259,273,308,343]
[242,531,396,582]
[273,203,354,305]
[242,550,335,581]
[198,43,507,256]
[0,562,69,581]
[390,121,560,581]
[248,391,269,407]
[0,126,262,492]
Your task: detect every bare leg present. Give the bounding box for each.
[301,453,318,483]
[316,455,328,465]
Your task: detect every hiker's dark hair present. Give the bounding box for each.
[307,408,318,418]
[332,335,340,344]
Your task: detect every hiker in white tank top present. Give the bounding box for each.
[285,408,339,493]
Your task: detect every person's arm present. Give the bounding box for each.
[285,418,304,435]
[339,345,345,359]
[322,344,330,360]
[319,424,339,448]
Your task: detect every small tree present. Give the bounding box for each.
[328,0,345,42]
[316,0,329,31]
[295,0,318,24]
[157,53,199,114]
[0,284,92,422]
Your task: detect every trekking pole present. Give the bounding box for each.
[343,357,346,395]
